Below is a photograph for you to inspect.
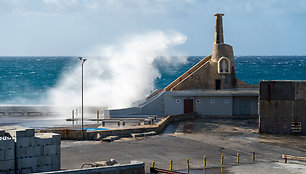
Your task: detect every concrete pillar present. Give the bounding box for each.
[214,13,224,44]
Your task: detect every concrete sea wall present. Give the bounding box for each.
[35,161,145,174]
[40,113,197,140]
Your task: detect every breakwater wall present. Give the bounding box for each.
[35,161,145,174]
[39,113,197,140]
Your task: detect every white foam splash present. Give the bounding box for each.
[47,31,187,109]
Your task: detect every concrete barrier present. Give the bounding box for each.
[34,161,145,174]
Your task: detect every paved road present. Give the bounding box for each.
[61,118,306,173]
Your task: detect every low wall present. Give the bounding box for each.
[40,113,197,140]
[36,162,145,174]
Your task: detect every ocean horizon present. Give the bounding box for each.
[0,56,305,105]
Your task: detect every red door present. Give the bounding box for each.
[184,99,194,113]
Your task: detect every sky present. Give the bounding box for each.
[0,0,306,56]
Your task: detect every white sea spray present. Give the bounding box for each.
[47,31,187,109]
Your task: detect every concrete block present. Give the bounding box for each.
[35,137,52,146]
[35,146,44,156]
[7,129,26,138]
[0,129,5,137]
[37,156,52,166]
[44,145,56,155]
[16,137,35,147]
[51,162,60,171]
[25,128,35,137]
[55,145,61,155]
[296,100,306,118]
[296,82,306,100]
[0,150,4,160]
[16,147,26,158]
[0,138,14,151]
[25,146,35,157]
[5,149,14,160]
[17,156,36,169]
[0,170,15,174]
[260,81,295,100]
[51,155,60,170]
[0,160,15,170]
[36,165,52,172]
[51,134,61,145]
[21,168,33,174]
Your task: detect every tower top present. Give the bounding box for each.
[214,13,224,44]
[214,13,224,16]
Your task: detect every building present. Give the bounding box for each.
[259,81,306,135]
[105,13,259,118]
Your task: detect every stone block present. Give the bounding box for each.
[44,145,56,155]
[16,137,35,147]
[25,128,35,137]
[5,149,14,160]
[25,146,35,157]
[37,156,52,166]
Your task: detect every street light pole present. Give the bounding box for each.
[79,57,87,140]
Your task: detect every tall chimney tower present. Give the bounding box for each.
[214,13,224,44]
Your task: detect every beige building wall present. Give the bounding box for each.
[165,13,252,92]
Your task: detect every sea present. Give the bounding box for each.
[0,56,305,105]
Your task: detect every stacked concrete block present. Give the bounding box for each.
[0,131,15,174]
[0,127,61,173]
[7,128,36,173]
[35,133,61,172]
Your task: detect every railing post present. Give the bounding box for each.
[221,154,224,165]
[252,152,255,161]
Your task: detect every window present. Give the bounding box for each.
[196,99,200,103]
[210,99,215,104]
[176,99,181,103]
[224,99,230,104]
